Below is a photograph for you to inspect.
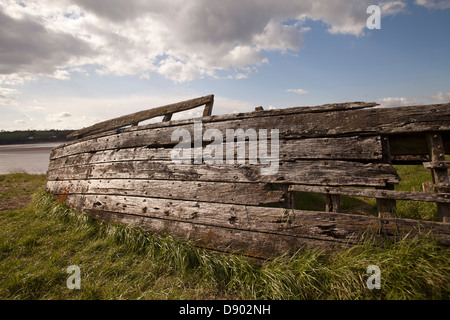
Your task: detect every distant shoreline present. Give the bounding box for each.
[0,130,74,145]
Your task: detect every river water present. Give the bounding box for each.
[0,142,63,174]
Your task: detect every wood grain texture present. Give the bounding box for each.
[47,159,399,187]
[48,135,383,171]
[53,103,450,159]
[56,193,450,258]
[47,179,283,205]
[67,94,214,139]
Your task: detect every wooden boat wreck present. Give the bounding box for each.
[47,94,450,259]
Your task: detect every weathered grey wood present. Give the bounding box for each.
[57,194,450,259]
[162,113,173,122]
[376,136,397,218]
[53,103,450,160]
[67,94,214,139]
[427,133,450,222]
[60,101,380,148]
[423,161,450,169]
[280,184,295,209]
[326,194,340,213]
[85,210,346,259]
[46,179,283,205]
[288,185,450,203]
[47,159,400,187]
[202,97,214,117]
[48,136,383,171]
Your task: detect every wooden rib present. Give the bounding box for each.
[67,94,214,139]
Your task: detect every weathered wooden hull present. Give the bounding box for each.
[46,97,450,258]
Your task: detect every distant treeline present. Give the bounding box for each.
[0,130,75,145]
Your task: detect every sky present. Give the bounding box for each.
[0,0,449,131]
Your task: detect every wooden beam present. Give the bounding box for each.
[58,193,450,259]
[49,136,383,169]
[202,96,214,117]
[426,133,450,223]
[288,185,450,203]
[67,94,214,139]
[47,159,400,187]
[46,179,284,206]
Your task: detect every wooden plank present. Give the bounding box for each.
[202,97,214,117]
[47,159,400,187]
[48,135,383,170]
[423,161,450,170]
[57,194,450,259]
[85,210,347,259]
[67,94,214,139]
[376,136,397,218]
[46,179,284,205]
[326,194,340,213]
[288,185,450,203]
[426,133,450,223]
[52,103,450,160]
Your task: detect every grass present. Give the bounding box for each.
[1,173,449,300]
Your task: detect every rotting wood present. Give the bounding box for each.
[58,193,450,258]
[48,136,383,169]
[47,159,400,187]
[55,103,450,158]
[376,136,397,218]
[288,185,450,203]
[426,133,450,223]
[67,94,214,139]
[46,98,450,258]
[46,179,283,205]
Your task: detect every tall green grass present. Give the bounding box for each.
[1,189,448,300]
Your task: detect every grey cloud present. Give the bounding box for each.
[0,8,93,75]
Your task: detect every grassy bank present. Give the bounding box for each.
[0,174,449,300]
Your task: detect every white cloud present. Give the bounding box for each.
[0,0,413,85]
[428,91,450,102]
[286,88,308,95]
[380,1,407,15]
[0,87,19,105]
[415,0,450,9]
[376,97,420,107]
[46,111,72,122]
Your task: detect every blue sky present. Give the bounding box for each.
[0,0,449,130]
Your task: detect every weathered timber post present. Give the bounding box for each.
[326,194,340,213]
[377,136,397,218]
[202,96,214,117]
[426,133,450,223]
[280,184,295,209]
